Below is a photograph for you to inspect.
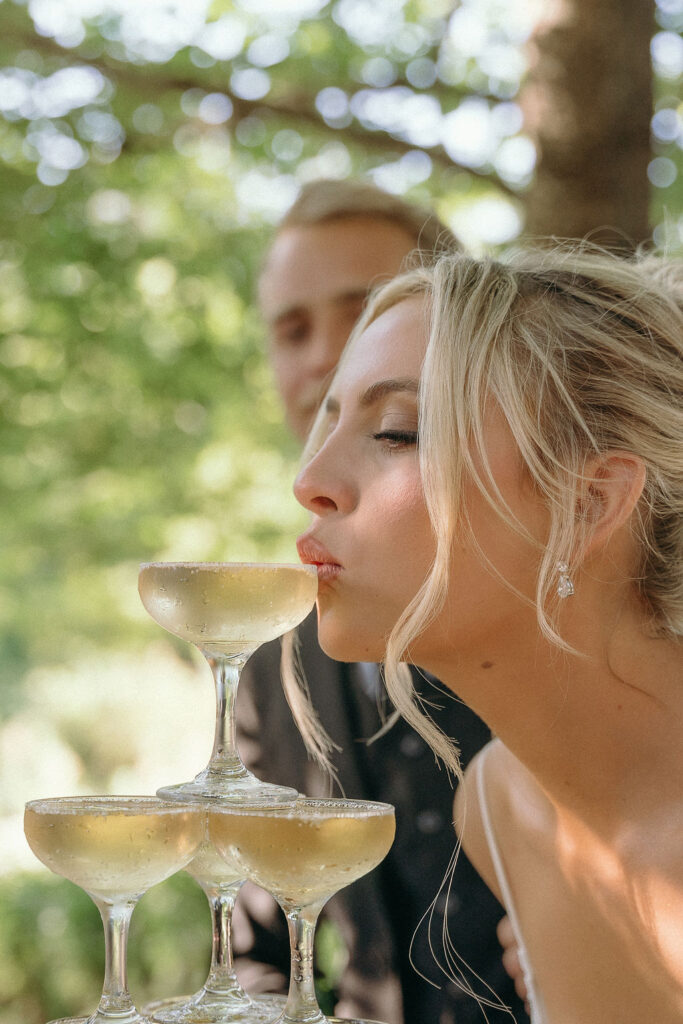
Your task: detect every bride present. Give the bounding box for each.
[292,247,683,1023]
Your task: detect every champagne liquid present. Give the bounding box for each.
[210,799,395,905]
[185,839,243,888]
[24,798,204,899]
[138,562,317,654]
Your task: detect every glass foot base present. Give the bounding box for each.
[270,1017,386,1024]
[328,1019,388,1024]
[157,773,297,806]
[144,993,286,1023]
[48,1017,158,1024]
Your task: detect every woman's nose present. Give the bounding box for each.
[294,460,336,515]
[293,442,355,517]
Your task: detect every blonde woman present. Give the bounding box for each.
[293,248,683,1024]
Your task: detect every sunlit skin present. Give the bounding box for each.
[259,217,418,440]
[294,297,683,1022]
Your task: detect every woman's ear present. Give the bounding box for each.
[576,452,647,559]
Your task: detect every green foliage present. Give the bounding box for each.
[0,105,306,715]
[0,871,209,1024]
[315,918,350,1013]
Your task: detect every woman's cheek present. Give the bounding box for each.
[382,477,433,566]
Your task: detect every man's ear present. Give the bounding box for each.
[576,451,646,559]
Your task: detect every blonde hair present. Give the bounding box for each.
[277,177,460,255]
[303,245,683,774]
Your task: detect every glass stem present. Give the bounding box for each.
[202,882,248,998]
[206,654,246,774]
[282,900,326,1024]
[93,896,137,1017]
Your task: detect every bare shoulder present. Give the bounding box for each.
[453,739,554,902]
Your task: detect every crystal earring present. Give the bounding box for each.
[556,561,574,599]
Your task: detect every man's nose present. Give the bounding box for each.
[306,325,347,379]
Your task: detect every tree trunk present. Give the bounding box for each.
[522,0,654,250]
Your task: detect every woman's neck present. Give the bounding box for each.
[427,596,682,830]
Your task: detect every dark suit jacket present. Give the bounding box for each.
[234,611,530,1024]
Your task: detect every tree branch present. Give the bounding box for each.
[1,27,518,197]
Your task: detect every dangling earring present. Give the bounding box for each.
[556,562,574,599]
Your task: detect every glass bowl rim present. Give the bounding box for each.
[25,795,206,814]
[208,797,395,819]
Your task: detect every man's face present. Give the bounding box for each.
[259,215,417,440]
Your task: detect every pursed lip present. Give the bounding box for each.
[296,534,343,581]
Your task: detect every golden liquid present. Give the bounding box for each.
[185,839,243,888]
[24,798,204,899]
[209,800,395,905]
[138,562,317,653]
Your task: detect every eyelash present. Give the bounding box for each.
[372,430,419,450]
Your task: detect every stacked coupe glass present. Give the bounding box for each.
[25,563,396,1024]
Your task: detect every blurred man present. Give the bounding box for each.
[234,179,529,1024]
[259,180,449,441]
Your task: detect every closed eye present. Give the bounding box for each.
[372,430,418,450]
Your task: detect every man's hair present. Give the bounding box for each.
[278,178,460,254]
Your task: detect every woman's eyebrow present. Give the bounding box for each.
[324,377,419,418]
[359,378,419,408]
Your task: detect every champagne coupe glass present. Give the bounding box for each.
[138,562,315,1024]
[143,839,285,1024]
[209,798,396,1024]
[24,796,204,1024]
[138,562,317,805]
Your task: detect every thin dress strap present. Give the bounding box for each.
[475,743,546,1024]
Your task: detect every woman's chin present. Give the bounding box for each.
[317,615,385,664]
